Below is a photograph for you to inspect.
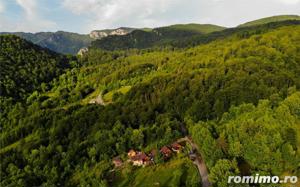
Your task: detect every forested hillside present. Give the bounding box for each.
[91,20,299,51]
[0,31,93,55]
[0,24,224,54]
[1,21,300,187]
[190,92,300,186]
[0,35,70,100]
[91,23,225,50]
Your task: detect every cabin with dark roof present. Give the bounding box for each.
[160,146,172,158]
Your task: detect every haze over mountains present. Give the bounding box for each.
[1,15,299,55]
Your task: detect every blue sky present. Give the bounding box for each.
[0,0,299,33]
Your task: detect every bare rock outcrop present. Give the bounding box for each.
[89,27,136,39]
[77,47,89,56]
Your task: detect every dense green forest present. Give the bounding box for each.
[0,35,71,100]
[0,20,300,187]
[0,31,93,55]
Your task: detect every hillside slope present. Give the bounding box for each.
[2,15,298,54]
[238,15,300,27]
[91,20,300,51]
[0,31,92,55]
[165,23,225,33]
[91,23,225,50]
[0,35,70,100]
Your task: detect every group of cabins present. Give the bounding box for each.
[127,150,153,167]
[112,142,184,168]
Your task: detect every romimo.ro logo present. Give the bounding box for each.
[228,174,298,184]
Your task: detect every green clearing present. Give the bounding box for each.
[103,86,132,103]
[112,157,200,187]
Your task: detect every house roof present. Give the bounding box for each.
[171,143,182,150]
[131,152,149,161]
[160,146,172,154]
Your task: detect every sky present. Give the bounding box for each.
[0,0,299,34]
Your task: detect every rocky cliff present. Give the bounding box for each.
[89,27,136,39]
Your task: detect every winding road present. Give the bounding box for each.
[177,136,211,187]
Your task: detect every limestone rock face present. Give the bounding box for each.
[77,47,89,56]
[89,31,108,39]
[110,28,129,36]
[89,28,135,39]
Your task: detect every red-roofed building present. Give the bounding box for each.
[160,146,172,158]
[131,152,150,166]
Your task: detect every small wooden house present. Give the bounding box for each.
[131,152,150,166]
[160,146,172,158]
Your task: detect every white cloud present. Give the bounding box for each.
[0,0,57,32]
[1,0,299,33]
[0,0,5,13]
[276,0,300,4]
[15,0,57,32]
[62,0,185,31]
[62,0,300,32]
[16,0,37,18]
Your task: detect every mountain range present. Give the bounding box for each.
[1,15,299,55]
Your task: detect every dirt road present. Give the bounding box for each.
[89,92,106,105]
[177,137,211,187]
